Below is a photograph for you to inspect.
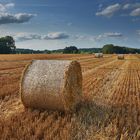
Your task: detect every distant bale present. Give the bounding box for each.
[95,53,103,58]
[20,60,82,112]
[100,53,103,58]
[118,54,124,60]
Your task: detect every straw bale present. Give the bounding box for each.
[95,53,103,58]
[20,60,82,112]
[118,54,124,60]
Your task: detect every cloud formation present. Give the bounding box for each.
[42,32,69,40]
[96,3,140,17]
[130,8,140,16]
[0,2,36,25]
[74,32,123,42]
[0,3,14,12]
[122,3,140,16]
[96,3,121,17]
[75,35,87,40]
[0,13,36,24]
[123,3,140,10]
[104,32,123,37]
[93,32,123,41]
[14,32,69,41]
[14,33,41,41]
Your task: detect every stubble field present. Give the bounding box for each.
[0,54,140,140]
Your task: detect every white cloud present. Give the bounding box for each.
[0,2,36,25]
[123,4,131,10]
[122,3,140,16]
[123,3,140,10]
[14,33,41,41]
[93,32,123,41]
[104,32,123,37]
[130,8,140,16]
[96,3,121,17]
[0,31,124,43]
[96,3,140,17]
[0,3,14,12]
[42,32,69,40]
[74,32,123,42]
[0,4,5,12]
[123,3,132,10]
[5,3,15,8]
[14,32,69,41]
[0,13,36,24]
[74,35,88,40]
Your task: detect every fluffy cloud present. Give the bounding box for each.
[4,3,15,8]
[14,32,124,42]
[14,33,41,41]
[74,32,123,42]
[119,3,140,17]
[0,13,36,24]
[123,4,131,10]
[42,32,69,40]
[93,32,123,41]
[96,3,121,17]
[123,3,140,16]
[14,32,69,41]
[123,3,140,10]
[96,3,140,17]
[104,32,123,37]
[75,35,87,40]
[0,3,14,12]
[0,3,36,25]
[130,8,140,16]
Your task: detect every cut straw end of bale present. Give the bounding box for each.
[20,60,82,112]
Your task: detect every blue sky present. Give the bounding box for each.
[0,0,140,50]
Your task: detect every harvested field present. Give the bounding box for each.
[0,54,140,140]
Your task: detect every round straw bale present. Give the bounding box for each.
[118,54,124,60]
[100,53,103,58]
[95,53,100,58]
[20,60,82,112]
[95,53,103,58]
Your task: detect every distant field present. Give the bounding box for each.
[0,54,140,140]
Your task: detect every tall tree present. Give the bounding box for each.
[0,36,16,54]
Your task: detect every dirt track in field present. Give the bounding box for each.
[0,54,140,140]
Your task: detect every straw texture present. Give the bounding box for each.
[20,60,82,112]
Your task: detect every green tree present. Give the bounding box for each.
[63,46,79,54]
[102,44,140,54]
[102,44,114,54]
[0,36,16,54]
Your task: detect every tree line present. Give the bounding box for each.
[0,36,140,54]
[102,44,140,54]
